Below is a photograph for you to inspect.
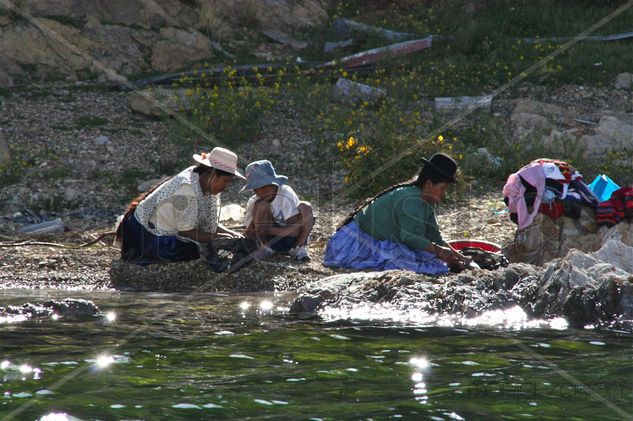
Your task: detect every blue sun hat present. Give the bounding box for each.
[240,160,288,192]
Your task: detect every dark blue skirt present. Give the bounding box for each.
[120,212,200,265]
[324,221,448,275]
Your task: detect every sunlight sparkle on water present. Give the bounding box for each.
[95,355,114,369]
[1,360,10,370]
[19,364,33,374]
[105,311,116,322]
[239,301,251,311]
[259,300,274,311]
[411,372,424,382]
[409,357,430,370]
[549,317,568,330]
[40,413,81,421]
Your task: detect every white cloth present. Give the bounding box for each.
[135,166,220,238]
[244,184,301,228]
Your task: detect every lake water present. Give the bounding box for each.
[1,289,632,420]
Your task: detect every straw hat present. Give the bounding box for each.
[193,147,245,179]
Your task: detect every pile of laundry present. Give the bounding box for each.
[502,158,599,230]
[591,175,633,227]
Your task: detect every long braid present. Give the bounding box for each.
[336,162,454,230]
[336,177,420,229]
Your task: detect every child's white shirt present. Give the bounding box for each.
[244,184,301,227]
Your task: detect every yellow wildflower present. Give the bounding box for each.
[346,136,356,149]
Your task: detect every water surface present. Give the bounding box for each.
[1,289,632,420]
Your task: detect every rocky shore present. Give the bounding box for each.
[1,79,633,326]
[0,80,519,292]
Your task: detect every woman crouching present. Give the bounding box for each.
[116,147,245,265]
[324,153,469,274]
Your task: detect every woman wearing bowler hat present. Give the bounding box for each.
[324,153,469,274]
[116,147,245,265]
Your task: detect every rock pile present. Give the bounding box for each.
[290,240,633,327]
[509,97,633,169]
[505,207,633,266]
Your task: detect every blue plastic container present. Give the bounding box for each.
[588,174,620,203]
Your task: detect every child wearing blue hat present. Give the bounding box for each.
[241,160,314,262]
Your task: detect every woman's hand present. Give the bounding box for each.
[216,224,244,239]
[433,243,470,270]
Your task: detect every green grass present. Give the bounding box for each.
[121,1,633,197]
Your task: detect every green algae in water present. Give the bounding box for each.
[1,290,632,420]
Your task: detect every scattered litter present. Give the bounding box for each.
[519,30,633,44]
[435,95,492,112]
[220,204,246,223]
[18,219,64,236]
[330,77,386,105]
[94,135,111,146]
[333,18,420,42]
[324,39,355,53]
[573,117,598,126]
[261,30,308,50]
[320,37,432,69]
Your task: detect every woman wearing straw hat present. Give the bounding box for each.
[116,147,245,265]
[324,153,469,274]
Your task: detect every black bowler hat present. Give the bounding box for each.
[421,153,458,183]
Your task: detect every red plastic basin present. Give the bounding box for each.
[447,239,502,254]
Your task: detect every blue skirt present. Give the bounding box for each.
[323,221,448,275]
[120,212,200,265]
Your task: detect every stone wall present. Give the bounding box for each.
[0,0,327,86]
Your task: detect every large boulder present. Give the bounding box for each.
[0,0,327,82]
[0,19,98,79]
[505,207,633,267]
[151,27,213,72]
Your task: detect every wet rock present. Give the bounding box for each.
[289,294,324,313]
[291,241,633,327]
[0,298,100,321]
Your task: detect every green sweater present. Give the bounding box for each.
[354,185,445,251]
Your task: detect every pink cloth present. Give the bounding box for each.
[503,163,546,230]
